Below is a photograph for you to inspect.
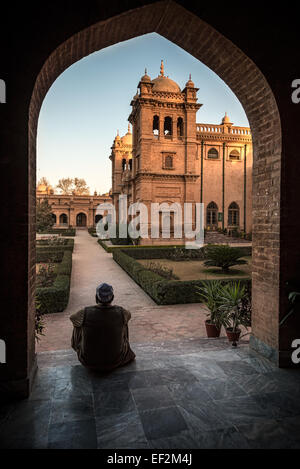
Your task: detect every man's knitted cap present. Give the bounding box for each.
[96,283,114,303]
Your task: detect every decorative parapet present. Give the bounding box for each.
[196,123,252,142]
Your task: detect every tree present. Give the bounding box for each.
[73,178,90,195]
[36,199,55,233]
[57,177,73,195]
[38,177,50,188]
[56,177,90,195]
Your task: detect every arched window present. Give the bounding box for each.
[51,213,57,224]
[208,148,219,159]
[59,213,68,225]
[228,202,240,226]
[177,117,183,137]
[128,159,133,171]
[122,158,126,171]
[206,202,218,228]
[164,116,172,138]
[229,149,240,160]
[153,115,159,137]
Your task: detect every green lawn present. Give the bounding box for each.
[138,256,252,281]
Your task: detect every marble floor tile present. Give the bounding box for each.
[139,406,188,440]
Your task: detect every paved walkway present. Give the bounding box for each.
[37,229,212,352]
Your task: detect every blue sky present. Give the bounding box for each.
[37,33,249,194]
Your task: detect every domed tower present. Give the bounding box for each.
[128,62,202,244]
[109,126,133,220]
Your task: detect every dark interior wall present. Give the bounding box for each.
[0,0,299,397]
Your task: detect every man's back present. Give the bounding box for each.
[70,303,135,371]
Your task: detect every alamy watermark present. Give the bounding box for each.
[291,339,300,364]
[0,79,6,103]
[0,339,6,364]
[95,195,204,249]
[291,79,300,104]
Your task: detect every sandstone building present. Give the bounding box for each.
[110,62,252,244]
[36,183,111,228]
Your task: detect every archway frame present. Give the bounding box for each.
[27,0,282,382]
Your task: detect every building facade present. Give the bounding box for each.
[36,184,111,228]
[110,62,252,244]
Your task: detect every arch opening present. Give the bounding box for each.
[26,0,283,383]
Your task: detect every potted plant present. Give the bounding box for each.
[219,281,249,346]
[196,281,228,338]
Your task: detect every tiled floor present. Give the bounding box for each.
[1,338,300,449]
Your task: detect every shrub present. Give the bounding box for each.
[39,228,76,236]
[204,244,248,273]
[36,200,55,233]
[36,263,57,287]
[113,249,251,305]
[36,250,73,314]
[145,261,177,280]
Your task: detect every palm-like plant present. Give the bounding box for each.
[204,245,247,273]
[218,281,249,332]
[196,281,230,329]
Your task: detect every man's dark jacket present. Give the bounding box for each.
[70,304,135,371]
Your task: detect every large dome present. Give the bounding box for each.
[151,75,181,93]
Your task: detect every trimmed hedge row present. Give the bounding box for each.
[36,250,65,263]
[36,239,74,261]
[36,250,73,314]
[98,239,112,252]
[39,228,76,236]
[113,249,251,305]
[88,227,98,237]
[121,245,252,260]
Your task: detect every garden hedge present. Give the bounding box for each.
[36,239,74,262]
[36,249,73,314]
[39,228,76,236]
[113,248,251,305]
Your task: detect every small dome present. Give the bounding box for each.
[185,74,194,88]
[221,112,231,124]
[152,76,181,93]
[121,124,132,145]
[141,69,151,83]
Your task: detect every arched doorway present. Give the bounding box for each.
[59,213,68,226]
[206,202,218,230]
[76,212,87,227]
[4,0,285,398]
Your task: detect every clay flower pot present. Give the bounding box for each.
[205,320,221,338]
[226,327,241,346]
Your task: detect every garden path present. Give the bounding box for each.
[37,229,213,352]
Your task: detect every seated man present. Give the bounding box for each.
[70,283,135,371]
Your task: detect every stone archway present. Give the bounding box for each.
[28,0,281,364]
[76,212,87,227]
[4,0,287,397]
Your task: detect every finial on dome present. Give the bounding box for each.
[189,73,192,80]
[160,60,164,77]
[145,68,147,75]
[117,129,119,136]
[221,112,231,125]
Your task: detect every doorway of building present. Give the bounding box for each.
[76,212,87,227]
